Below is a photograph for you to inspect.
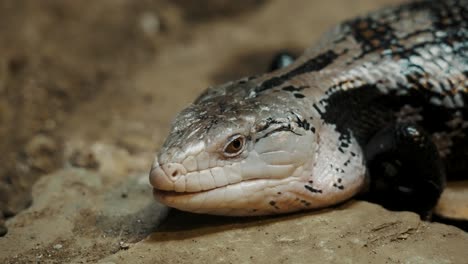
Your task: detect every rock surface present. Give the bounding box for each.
[436,181,468,220]
[110,204,468,264]
[1,167,467,263]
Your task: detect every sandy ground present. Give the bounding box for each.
[1,0,467,263]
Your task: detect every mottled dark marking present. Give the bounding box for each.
[345,16,400,60]
[204,119,219,131]
[256,124,302,142]
[269,200,279,210]
[320,84,394,145]
[428,0,467,37]
[256,118,282,133]
[304,185,323,193]
[255,50,340,93]
[294,93,305,98]
[255,77,283,93]
[238,76,257,84]
[333,183,345,190]
[339,132,351,143]
[282,85,309,92]
[293,114,311,131]
[313,104,324,115]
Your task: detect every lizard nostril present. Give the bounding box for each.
[162,163,185,180]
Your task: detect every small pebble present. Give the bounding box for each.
[140,12,160,36]
[53,244,63,250]
[119,241,130,250]
[397,233,409,240]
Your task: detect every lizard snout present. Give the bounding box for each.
[149,162,187,191]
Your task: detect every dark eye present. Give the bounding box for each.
[223,135,246,157]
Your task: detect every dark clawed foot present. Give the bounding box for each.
[362,122,446,219]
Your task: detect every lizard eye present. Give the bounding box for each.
[223,134,246,157]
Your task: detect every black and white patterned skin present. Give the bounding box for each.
[149,0,467,216]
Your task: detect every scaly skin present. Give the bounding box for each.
[150,0,467,216]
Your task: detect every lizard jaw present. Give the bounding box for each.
[152,178,306,216]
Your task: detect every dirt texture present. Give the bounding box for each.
[1,0,467,263]
[2,166,468,263]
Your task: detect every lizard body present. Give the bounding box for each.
[150,0,467,216]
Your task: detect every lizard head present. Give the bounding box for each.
[149,80,318,215]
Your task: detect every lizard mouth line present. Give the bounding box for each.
[152,184,234,201]
[153,188,211,197]
[152,177,279,199]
